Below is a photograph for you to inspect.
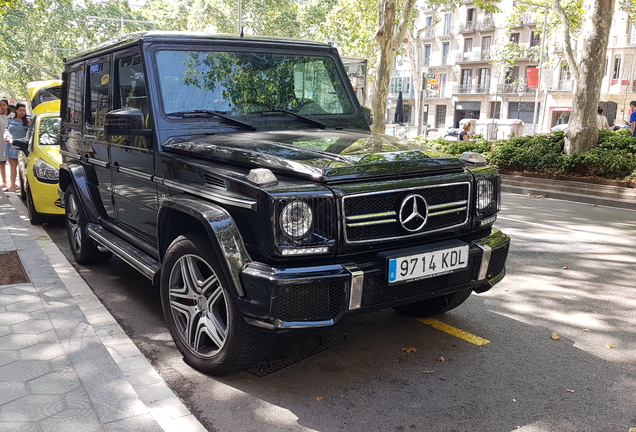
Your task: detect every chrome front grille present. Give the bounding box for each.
[342,182,470,243]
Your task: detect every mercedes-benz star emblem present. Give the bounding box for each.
[398,194,428,232]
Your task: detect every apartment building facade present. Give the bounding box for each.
[385,1,636,137]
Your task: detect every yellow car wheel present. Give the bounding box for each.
[25,184,45,225]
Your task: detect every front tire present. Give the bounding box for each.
[161,232,274,375]
[65,186,111,264]
[393,288,472,317]
[26,185,45,225]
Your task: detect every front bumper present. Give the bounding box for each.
[29,176,64,216]
[239,228,510,330]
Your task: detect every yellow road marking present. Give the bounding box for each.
[416,317,490,346]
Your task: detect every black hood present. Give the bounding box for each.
[163,130,465,182]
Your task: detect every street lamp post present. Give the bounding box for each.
[517,89,524,119]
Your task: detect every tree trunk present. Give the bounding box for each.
[563,0,615,155]
[370,0,417,134]
[405,33,423,136]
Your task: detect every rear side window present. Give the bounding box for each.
[117,54,148,116]
[87,61,110,126]
[65,69,84,124]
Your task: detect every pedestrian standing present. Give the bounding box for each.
[458,122,472,141]
[596,107,609,129]
[4,102,30,192]
[0,99,13,189]
[630,101,636,137]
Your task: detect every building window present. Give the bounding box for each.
[435,105,447,129]
[530,31,541,47]
[628,20,636,44]
[442,42,450,65]
[478,68,490,86]
[464,38,473,53]
[443,13,453,35]
[466,8,475,25]
[439,73,448,97]
[460,69,472,86]
[426,15,433,27]
[390,76,412,94]
[505,66,520,84]
[623,55,634,81]
[424,44,432,66]
[490,101,501,118]
[613,57,621,80]
[510,33,520,44]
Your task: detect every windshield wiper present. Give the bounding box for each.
[166,110,256,131]
[255,110,326,129]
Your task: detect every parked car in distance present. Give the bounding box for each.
[15,110,63,224]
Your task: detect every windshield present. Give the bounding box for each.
[155,50,355,117]
[38,117,61,145]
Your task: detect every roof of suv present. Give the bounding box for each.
[66,31,335,63]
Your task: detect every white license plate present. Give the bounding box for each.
[388,245,469,283]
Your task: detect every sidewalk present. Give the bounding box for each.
[501,173,636,211]
[0,191,206,431]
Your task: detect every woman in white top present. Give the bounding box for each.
[0,99,13,189]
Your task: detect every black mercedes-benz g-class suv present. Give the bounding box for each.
[58,31,510,375]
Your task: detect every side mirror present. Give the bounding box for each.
[13,139,29,157]
[104,108,152,136]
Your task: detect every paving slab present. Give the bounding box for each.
[0,192,206,431]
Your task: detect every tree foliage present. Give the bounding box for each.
[0,0,151,100]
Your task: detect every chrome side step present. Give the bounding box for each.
[86,223,160,284]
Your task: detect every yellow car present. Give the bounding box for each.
[16,110,63,224]
[27,79,62,115]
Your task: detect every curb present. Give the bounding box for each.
[501,174,636,211]
[3,193,206,432]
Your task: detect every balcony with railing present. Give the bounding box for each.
[421,28,436,40]
[550,80,574,92]
[497,83,538,95]
[455,50,491,64]
[520,12,536,25]
[439,26,454,39]
[452,84,488,94]
[477,17,495,31]
[513,12,536,27]
[459,21,477,33]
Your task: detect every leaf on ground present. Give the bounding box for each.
[605,344,614,349]
[437,356,445,362]
[315,396,324,402]
[582,328,590,332]
[401,347,417,353]
[529,194,546,198]
[566,389,574,393]
[551,332,560,340]
[421,370,435,374]
[562,265,569,269]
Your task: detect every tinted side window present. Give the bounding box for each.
[88,61,110,126]
[117,54,148,117]
[66,69,84,124]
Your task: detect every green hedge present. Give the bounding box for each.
[416,129,636,182]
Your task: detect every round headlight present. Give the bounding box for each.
[476,180,495,212]
[280,201,313,239]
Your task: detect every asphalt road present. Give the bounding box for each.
[40,193,636,432]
